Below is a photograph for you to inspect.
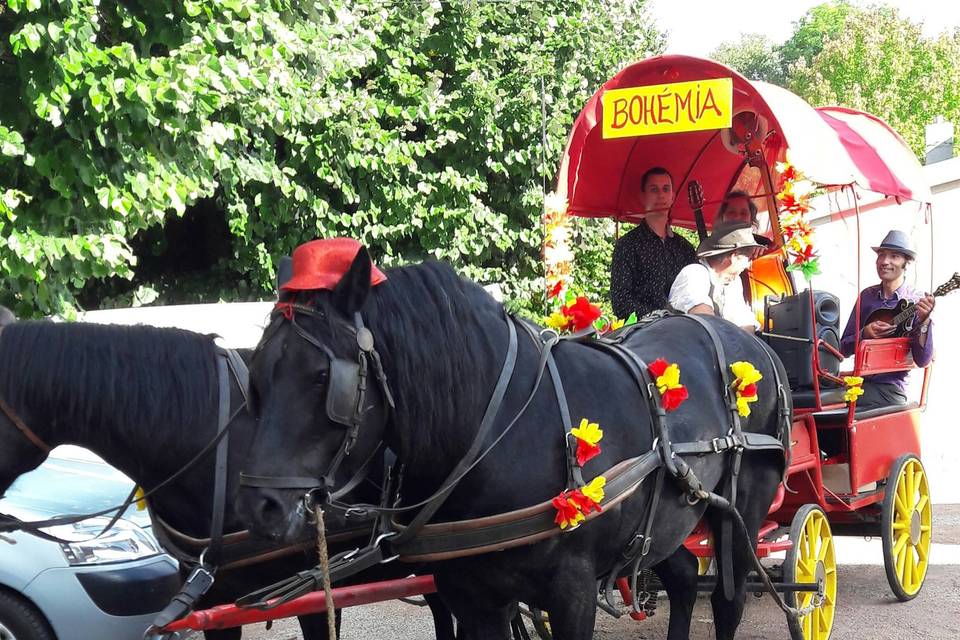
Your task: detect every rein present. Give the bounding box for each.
[0,396,51,453]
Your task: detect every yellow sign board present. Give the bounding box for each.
[601,78,733,139]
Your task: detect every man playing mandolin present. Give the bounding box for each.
[839,230,935,410]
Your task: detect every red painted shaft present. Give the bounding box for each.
[161,575,437,632]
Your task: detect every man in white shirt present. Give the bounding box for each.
[668,222,761,332]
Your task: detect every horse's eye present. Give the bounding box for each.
[315,369,329,386]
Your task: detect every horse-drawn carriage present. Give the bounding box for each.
[166,55,937,640]
[0,56,940,640]
[551,54,939,639]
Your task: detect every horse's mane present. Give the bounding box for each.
[0,321,219,441]
[369,262,506,465]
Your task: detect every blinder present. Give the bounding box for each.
[326,356,363,429]
[240,302,395,496]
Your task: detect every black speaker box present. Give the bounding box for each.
[764,290,842,389]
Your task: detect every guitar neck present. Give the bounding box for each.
[893,285,952,326]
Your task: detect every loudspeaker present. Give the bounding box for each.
[764,290,841,389]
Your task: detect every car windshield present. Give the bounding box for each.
[2,446,151,528]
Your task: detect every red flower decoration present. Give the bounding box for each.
[647,358,689,412]
[548,281,564,299]
[648,357,669,378]
[660,386,689,411]
[567,489,602,516]
[740,383,757,398]
[561,296,603,331]
[552,494,583,529]
[791,245,815,265]
[575,440,601,466]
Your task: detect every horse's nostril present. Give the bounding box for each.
[256,493,285,526]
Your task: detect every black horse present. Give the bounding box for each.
[0,318,453,640]
[237,249,789,640]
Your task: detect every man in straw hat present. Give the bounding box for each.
[839,229,935,410]
[668,222,762,332]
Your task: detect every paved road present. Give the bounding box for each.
[237,505,960,639]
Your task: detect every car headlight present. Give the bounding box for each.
[45,516,162,566]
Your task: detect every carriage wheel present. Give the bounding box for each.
[698,556,714,575]
[697,534,715,575]
[529,608,551,640]
[881,454,932,601]
[784,504,837,640]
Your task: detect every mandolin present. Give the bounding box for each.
[864,272,960,337]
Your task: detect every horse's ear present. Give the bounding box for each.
[331,247,372,315]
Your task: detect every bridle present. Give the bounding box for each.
[239,302,396,496]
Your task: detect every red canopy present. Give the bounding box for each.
[555,55,931,228]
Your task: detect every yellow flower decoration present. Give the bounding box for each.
[736,394,758,417]
[730,361,762,417]
[655,363,682,394]
[609,318,625,332]
[730,361,762,390]
[545,311,571,331]
[134,486,147,511]
[843,376,865,403]
[581,476,606,504]
[571,419,603,446]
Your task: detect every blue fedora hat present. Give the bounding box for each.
[872,230,916,260]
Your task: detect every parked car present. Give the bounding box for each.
[0,446,180,640]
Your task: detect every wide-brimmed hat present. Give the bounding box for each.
[696,222,763,258]
[871,230,916,261]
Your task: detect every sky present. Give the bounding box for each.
[649,0,960,58]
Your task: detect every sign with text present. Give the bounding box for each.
[601,78,733,139]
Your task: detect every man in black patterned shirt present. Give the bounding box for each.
[610,167,697,318]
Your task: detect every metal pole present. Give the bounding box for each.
[159,575,438,633]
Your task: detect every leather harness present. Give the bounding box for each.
[236,307,790,610]
[0,347,341,629]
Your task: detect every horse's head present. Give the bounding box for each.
[238,247,393,543]
[0,308,52,497]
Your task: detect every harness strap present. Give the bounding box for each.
[149,350,240,631]
[671,431,785,456]
[392,452,662,562]
[673,314,742,601]
[545,348,585,490]
[206,351,233,565]
[387,313,519,546]
[0,396,51,453]
[514,321,584,490]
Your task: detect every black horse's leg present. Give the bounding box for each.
[708,460,782,640]
[652,548,700,640]
[444,605,511,640]
[297,611,342,639]
[203,629,241,640]
[424,592,457,640]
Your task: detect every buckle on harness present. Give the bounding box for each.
[711,437,726,453]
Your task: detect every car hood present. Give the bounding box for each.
[1,456,152,529]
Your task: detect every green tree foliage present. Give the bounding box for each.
[779,0,855,71]
[711,34,785,85]
[788,6,960,157]
[0,0,663,317]
[710,2,960,160]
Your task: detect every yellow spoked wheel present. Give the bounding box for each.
[530,607,552,640]
[881,454,932,601]
[698,555,714,575]
[784,504,837,640]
